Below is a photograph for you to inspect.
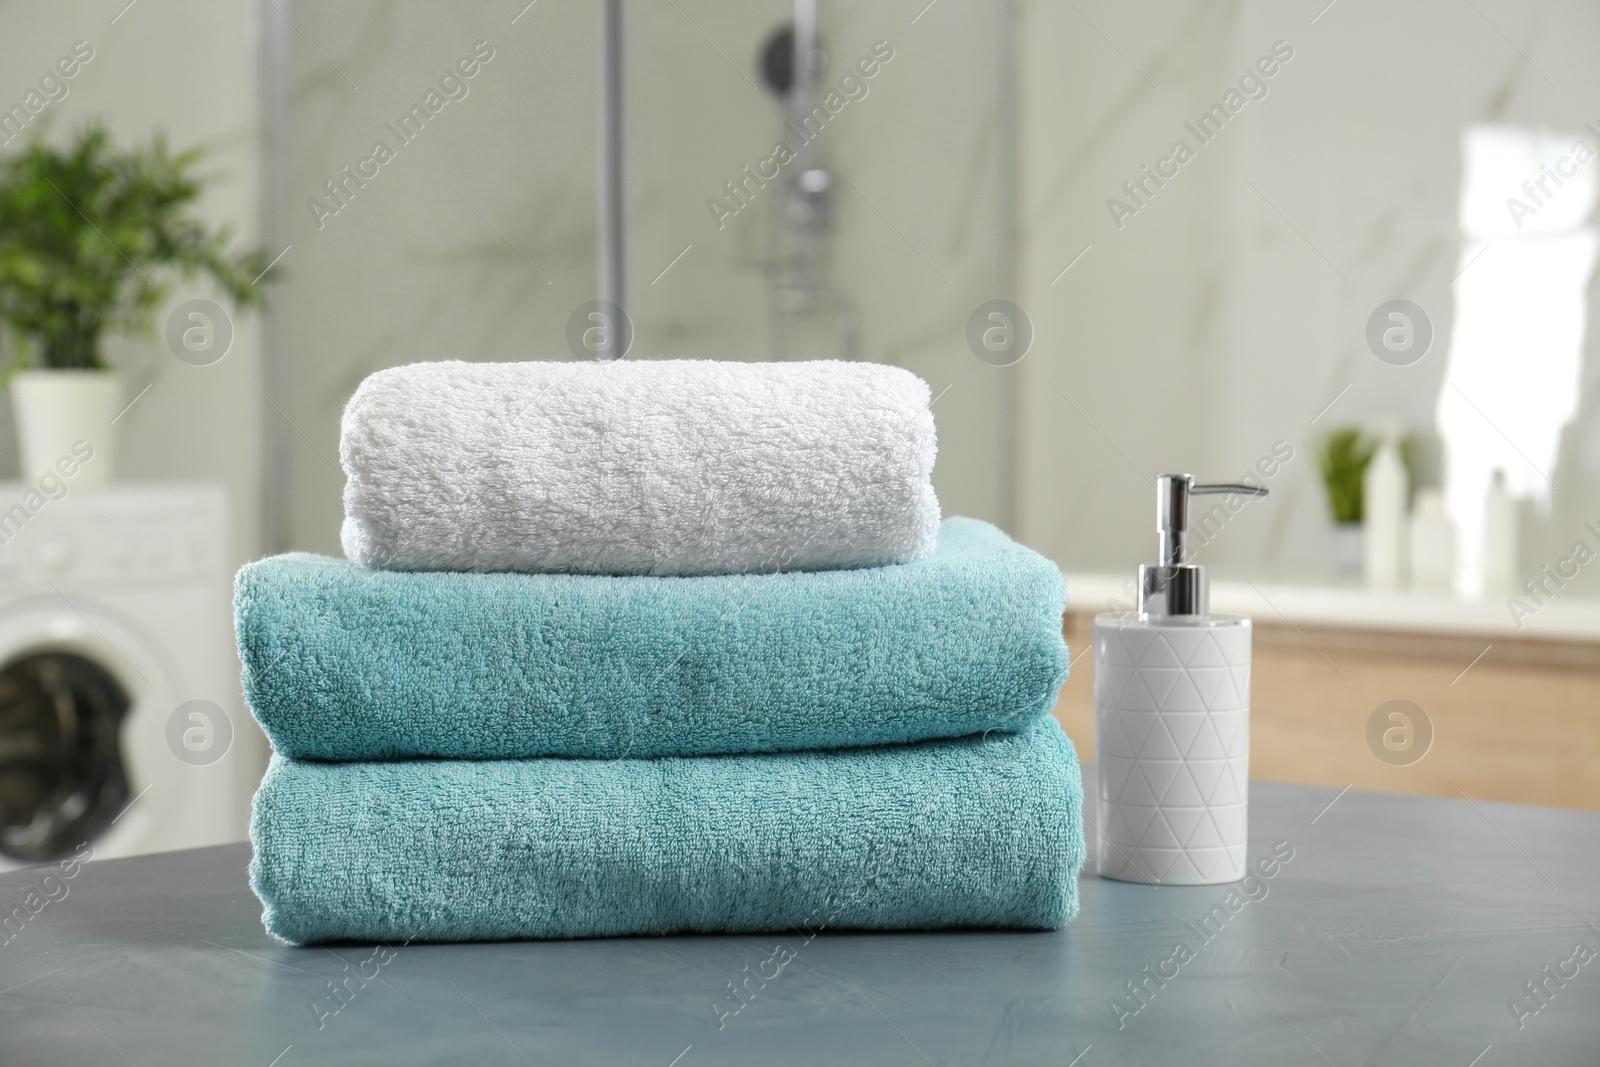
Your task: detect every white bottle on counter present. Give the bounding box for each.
[1095,474,1266,886]
[1408,489,1455,594]
[1482,469,1519,598]
[1364,436,1407,590]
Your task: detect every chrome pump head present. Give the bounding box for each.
[1138,474,1268,620]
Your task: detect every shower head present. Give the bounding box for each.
[759,25,795,98]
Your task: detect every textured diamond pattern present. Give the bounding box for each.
[1093,617,1251,885]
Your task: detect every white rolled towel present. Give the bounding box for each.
[339,359,940,576]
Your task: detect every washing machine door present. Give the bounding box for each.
[0,649,131,862]
[0,597,176,866]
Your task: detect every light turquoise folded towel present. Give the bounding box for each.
[249,717,1084,944]
[235,517,1068,760]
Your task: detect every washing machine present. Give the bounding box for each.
[0,483,263,870]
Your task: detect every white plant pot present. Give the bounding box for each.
[10,369,119,489]
[1330,522,1364,577]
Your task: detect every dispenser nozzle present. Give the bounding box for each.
[1155,474,1269,567]
[1141,473,1269,619]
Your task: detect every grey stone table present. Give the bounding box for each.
[2,778,1598,1066]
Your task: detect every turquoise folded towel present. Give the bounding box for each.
[249,717,1084,944]
[235,517,1068,760]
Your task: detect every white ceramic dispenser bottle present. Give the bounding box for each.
[1095,474,1265,885]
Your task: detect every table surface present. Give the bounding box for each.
[2,776,1598,1067]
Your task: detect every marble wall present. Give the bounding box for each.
[278,0,1014,555]
[14,0,1596,605]
[1019,0,1600,596]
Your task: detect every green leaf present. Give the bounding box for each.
[1317,427,1377,525]
[0,121,275,370]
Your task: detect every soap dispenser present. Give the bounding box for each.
[1095,474,1266,885]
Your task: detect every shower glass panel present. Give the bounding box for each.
[271,0,1013,553]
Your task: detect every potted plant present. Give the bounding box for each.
[1317,426,1375,576]
[0,123,270,487]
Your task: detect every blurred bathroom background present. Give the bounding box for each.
[1,0,1598,864]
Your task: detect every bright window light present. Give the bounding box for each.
[1437,124,1597,596]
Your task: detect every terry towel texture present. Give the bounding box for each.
[249,718,1084,945]
[236,517,1069,761]
[339,359,941,576]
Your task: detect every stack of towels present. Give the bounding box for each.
[240,359,1085,944]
